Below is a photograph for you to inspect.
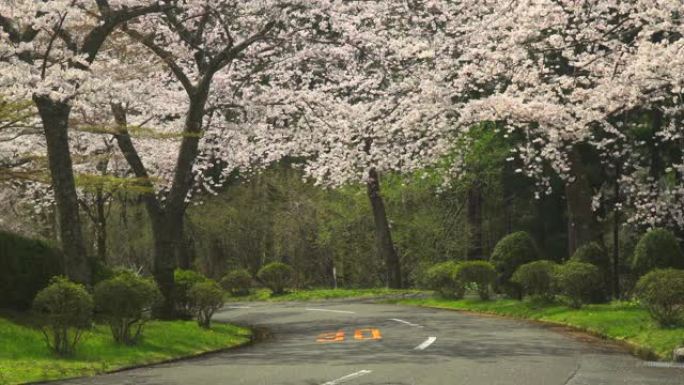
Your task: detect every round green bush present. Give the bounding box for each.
[32,276,93,356]
[455,261,496,300]
[422,261,464,299]
[632,228,684,277]
[94,270,161,345]
[0,231,63,310]
[490,231,541,298]
[174,269,208,316]
[220,269,253,296]
[188,280,225,328]
[554,261,602,308]
[511,260,558,301]
[571,242,610,302]
[635,268,684,327]
[257,262,295,295]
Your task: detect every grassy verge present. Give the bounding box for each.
[393,297,684,360]
[227,288,426,302]
[0,315,251,385]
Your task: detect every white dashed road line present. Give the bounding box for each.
[225,306,252,309]
[321,370,372,385]
[414,336,437,351]
[305,308,356,314]
[388,318,423,328]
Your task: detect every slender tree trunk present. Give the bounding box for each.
[467,182,483,260]
[565,148,599,256]
[95,187,107,263]
[366,168,402,288]
[33,96,91,284]
[612,163,621,299]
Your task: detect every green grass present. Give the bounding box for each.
[393,297,684,360]
[0,315,251,385]
[227,288,426,302]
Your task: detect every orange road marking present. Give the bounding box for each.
[316,330,345,343]
[354,328,382,340]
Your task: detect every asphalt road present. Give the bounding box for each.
[63,299,683,385]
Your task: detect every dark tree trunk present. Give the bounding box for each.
[95,186,108,263]
[467,182,483,260]
[612,162,621,299]
[565,148,600,256]
[149,210,185,319]
[366,169,402,288]
[33,96,91,284]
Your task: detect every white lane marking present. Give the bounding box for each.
[321,370,372,385]
[225,306,252,309]
[414,336,437,351]
[388,318,423,328]
[305,308,356,314]
[643,362,684,369]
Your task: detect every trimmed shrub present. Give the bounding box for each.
[554,261,602,308]
[188,280,225,329]
[32,277,93,356]
[511,260,558,301]
[94,270,161,345]
[635,269,684,327]
[220,269,253,296]
[0,231,63,310]
[632,228,684,277]
[490,231,541,299]
[257,262,294,295]
[423,261,465,299]
[455,261,496,300]
[570,242,610,302]
[174,269,208,316]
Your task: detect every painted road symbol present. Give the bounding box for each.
[316,328,382,343]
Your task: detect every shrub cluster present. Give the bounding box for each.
[422,261,464,299]
[0,231,63,310]
[188,280,225,328]
[490,231,541,298]
[32,277,93,356]
[511,260,558,302]
[94,270,161,345]
[455,261,496,300]
[257,262,294,295]
[631,228,684,276]
[554,261,602,309]
[174,269,208,316]
[221,269,253,296]
[635,269,684,327]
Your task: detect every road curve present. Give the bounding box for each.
[62,300,682,385]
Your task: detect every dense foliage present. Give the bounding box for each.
[454,261,496,300]
[632,229,684,277]
[257,262,295,295]
[0,231,63,310]
[94,270,161,345]
[174,269,208,317]
[32,277,93,356]
[490,232,541,298]
[635,269,684,327]
[188,280,225,329]
[511,260,559,302]
[422,261,464,299]
[554,262,603,309]
[221,269,253,296]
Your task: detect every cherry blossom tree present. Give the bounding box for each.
[0,0,170,284]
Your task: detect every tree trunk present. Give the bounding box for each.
[612,162,621,299]
[467,182,483,260]
[366,169,402,288]
[95,186,108,263]
[565,148,600,256]
[33,95,91,284]
[149,210,186,319]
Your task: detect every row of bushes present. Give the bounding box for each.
[421,261,496,300]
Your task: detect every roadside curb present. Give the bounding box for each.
[398,303,664,362]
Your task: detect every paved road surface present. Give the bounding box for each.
[63,300,682,385]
